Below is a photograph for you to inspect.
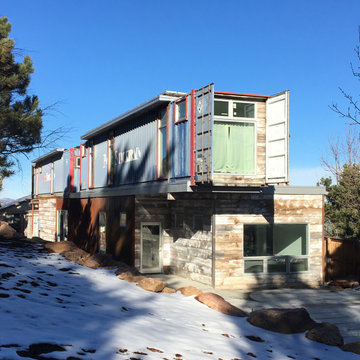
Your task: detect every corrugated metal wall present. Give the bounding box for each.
[170,94,191,179]
[114,112,158,185]
[37,162,51,194]
[93,133,108,188]
[81,145,89,190]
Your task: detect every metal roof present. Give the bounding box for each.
[81,91,185,140]
[32,148,65,164]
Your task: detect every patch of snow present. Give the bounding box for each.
[0,240,357,359]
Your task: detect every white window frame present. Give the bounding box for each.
[214,99,257,120]
[213,118,257,176]
[243,223,310,275]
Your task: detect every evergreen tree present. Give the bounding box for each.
[0,16,43,190]
[319,164,360,239]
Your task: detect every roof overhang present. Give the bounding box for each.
[32,148,65,164]
[81,91,185,140]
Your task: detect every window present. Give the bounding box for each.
[75,156,81,169]
[214,99,255,119]
[107,132,114,185]
[99,211,106,253]
[158,109,167,178]
[214,100,229,116]
[175,98,188,123]
[214,121,255,174]
[80,143,86,158]
[233,102,255,118]
[244,224,309,274]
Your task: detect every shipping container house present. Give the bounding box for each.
[31,84,326,290]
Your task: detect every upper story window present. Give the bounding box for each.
[175,98,188,123]
[214,99,256,119]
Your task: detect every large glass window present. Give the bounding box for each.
[214,121,255,174]
[244,224,308,274]
[158,109,167,178]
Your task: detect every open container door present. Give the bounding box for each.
[195,84,214,183]
[266,90,289,184]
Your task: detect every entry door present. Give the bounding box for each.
[141,223,162,273]
[57,210,68,242]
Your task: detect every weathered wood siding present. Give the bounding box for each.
[214,194,324,289]
[134,194,213,284]
[212,101,269,186]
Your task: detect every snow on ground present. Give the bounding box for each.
[0,238,357,360]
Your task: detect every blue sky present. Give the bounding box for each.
[1,0,360,199]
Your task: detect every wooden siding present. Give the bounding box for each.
[323,237,360,281]
[214,194,324,289]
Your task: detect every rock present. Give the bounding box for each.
[341,341,360,354]
[62,248,90,264]
[247,308,318,334]
[332,279,360,289]
[43,241,76,254]
[305,322,344,346]
[176,286,203,297]
[81,256,101,269]
[0,221,16,239]
[162,287,176,294]
[118,272,145,283]
[137,278,167,292]
[195,292,247,317]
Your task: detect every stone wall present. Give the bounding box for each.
[38,197,57,242]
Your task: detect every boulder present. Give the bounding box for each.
[176,286,203,297]
[195,292,247,317]
[247,308,318,334]
[43,241,77,254]
[332,279,359,289]
[162,287,176,294]
[119,272,145,283]
[137,278,167,292]
[62,248,90,263]
[341,341,360,354]
[81,256,101,269]
[0,221,16,239]
[305,322,344,346]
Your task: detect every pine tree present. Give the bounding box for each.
[319,164,360,239]
[0,16,43,190]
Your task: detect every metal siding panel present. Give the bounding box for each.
[195,84,214,183]
[38,162,51,194]
[114,113,157,185]
[94,136,108,188]
[81,152,88,190]
[63,151,71,192]
[53,156,65,193]
[266,90,289,183]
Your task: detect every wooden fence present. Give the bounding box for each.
[323,237,360,282]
